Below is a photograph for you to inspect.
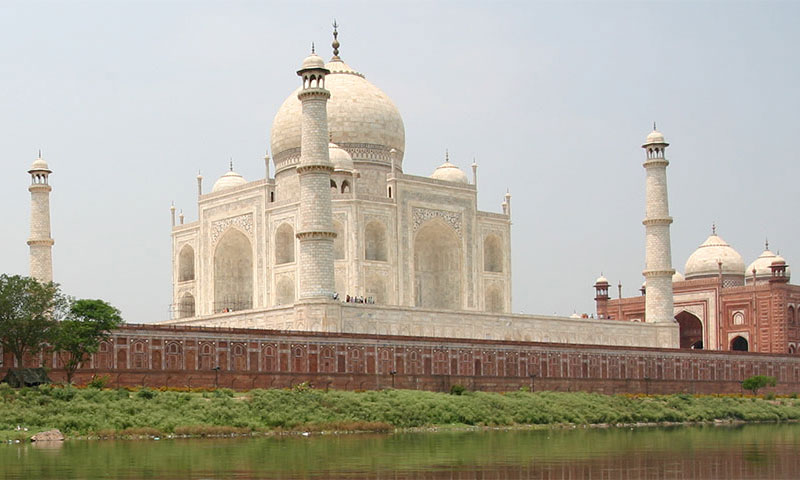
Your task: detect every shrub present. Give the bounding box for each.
[213,388,234,398]
[88,375,110,389]
[450,384,466,396]
[742,375,777,395]
[136,388,157,400]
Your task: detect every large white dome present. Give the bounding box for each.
[270,58,405,174]
[684,234,746,280]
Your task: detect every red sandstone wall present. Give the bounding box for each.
[3,324,800,394]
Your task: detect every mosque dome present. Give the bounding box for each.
[747,248,791,282]
[672,271,685,282]
[271,57,405,173]
[212,170,247,192]
[684,233,746,280]
[329,142,354,172]
[430,160,469,184]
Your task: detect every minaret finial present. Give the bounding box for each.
[38,149,42,159]
[653,121,657,131]
[445,149,449,162]
[766,238,769,250]
[311,42,315,54]
[712,223,716,235]
[332,19,340,60]
[229,159,233,171]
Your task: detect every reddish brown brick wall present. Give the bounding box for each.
[3,324,800,394]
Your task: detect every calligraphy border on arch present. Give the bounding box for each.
[211,213,254,245]
[412,207,462,238]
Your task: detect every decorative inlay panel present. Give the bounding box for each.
[211,214,253,244]
[412,207,462,238]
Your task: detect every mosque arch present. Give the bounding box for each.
[365,272,386,304]
[178,292,195,319]
[275,223,295,264]
[789,306,795,325]
[333,220,345,260]
[341,180,350,194]
[276,276,295,306]
[365,221,387,261]
[731,336,749,352]
[414,219,462,310]
[485,286,504,313]
[330,179,337,192]
[213,229,253,313]
[675,311,703,349]
[483,234,503,272]
[178,245,195,281]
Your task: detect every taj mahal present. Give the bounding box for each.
[24,27,799,355]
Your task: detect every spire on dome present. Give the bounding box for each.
[311,42,315,54]
[332,20,341,60]
[229,159,234,171]
[445,149,449,163]
[766,238,770,250]
[712,223,716,235]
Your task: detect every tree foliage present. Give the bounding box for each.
[742,375,777,395]
[0,274,66,366]
[53,299,123,383]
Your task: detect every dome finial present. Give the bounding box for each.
[712,222,716,235]
[229,159,234,171]
[38,149,42,159]
[311,42,315,54]
[332,19,341,60]
[765,238,769,250]
[445,149,449,163]
[653,121,657,131]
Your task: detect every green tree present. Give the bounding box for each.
[0,274,66,367]
[53,299,123,383]
[742,375,777,395]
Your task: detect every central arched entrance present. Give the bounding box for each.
[675,311,703,349]
[214,229,253,312]
[731,336,749,351]
[414,220,461,310]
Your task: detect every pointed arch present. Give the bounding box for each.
[276,276,295,306]
[275,223,295,264]
[214,229,253,312]
[483,234,503,272]
[341,180,350,194]
[414,219,462,310]
[333,220,345,260]
[179,292,195,319]
[675,310,703,349]
[485,285,503,313]
[731,336,749,352]
[178,245,195,281]
[365,220,387,261]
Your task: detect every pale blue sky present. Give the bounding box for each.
[1,1,798,322]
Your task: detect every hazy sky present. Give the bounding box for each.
[1,1,798,323]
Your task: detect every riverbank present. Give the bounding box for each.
[2,383,800,442]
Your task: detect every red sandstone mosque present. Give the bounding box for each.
[595,232,798,354]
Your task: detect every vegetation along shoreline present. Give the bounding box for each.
[2,382,800,443]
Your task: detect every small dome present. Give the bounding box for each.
[299,52,325,71]
[430,161,468,184]
[329,142,354,172]
[29,156,50,172]
[747,249,791,282]
[685,234,746,280]
[643,129,667,145]
[672,271,685,282]
[595,275,609,285]
[212,170,247,192]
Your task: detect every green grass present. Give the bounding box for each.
[2,382,800,440]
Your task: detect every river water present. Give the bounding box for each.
[2,423,800,479]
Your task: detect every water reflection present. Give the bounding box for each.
[2,423,800,479]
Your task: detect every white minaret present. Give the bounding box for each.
[27,152,55,283]
[295,47,336,300]
[641,126,674,323]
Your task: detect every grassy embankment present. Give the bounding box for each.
[2,382,800,442]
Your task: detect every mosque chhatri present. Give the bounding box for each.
[24,27,799,355]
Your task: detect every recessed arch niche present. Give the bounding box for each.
[213,229,253,312]
[414,220,461,310]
